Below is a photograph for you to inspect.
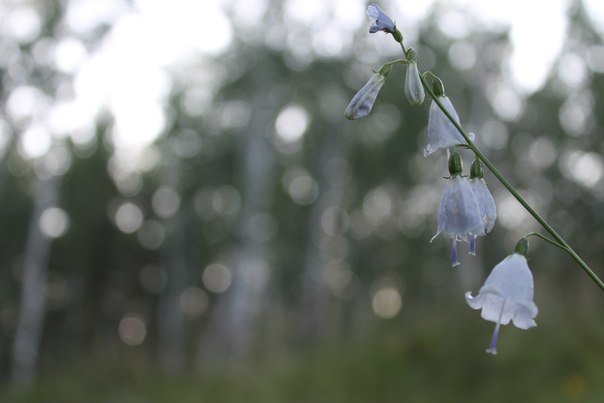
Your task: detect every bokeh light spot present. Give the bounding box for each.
[179,287,209,318]
[19,125,52,159]
[283,168,319,206]
[39,207,70,238]
[562,151,603,188]
[449,41,476,71]
[275,105,309,143]
[114,202,144,234]
[4,7,41,43]
[202,263,232,293]
[372,286,402,319]
[118,315,147,346]
[152,187,181,219]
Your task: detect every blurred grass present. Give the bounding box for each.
[4,306,604,403]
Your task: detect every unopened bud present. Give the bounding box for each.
[405,49,425,106]
[344,72,386,120]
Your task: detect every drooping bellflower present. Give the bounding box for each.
[465,238,538,355]
[431,152,485,267]
[468,158,497,255]
[345,64,391,120]
[366,4,396,34]
[424,86,474,156]
[405,48,425,106]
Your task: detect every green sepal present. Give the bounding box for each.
[448,151,463,176]
[432,78,445,97]
[406,48,418,63]
[378,63,393,77]
[392,29,403,43]
[470,159,483,179]
[514,238,529,256]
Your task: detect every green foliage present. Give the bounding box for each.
[5,310,604,403]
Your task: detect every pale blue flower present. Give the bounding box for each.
[468,176,497,255]
[431,175,485,267]
[466,253,538,355]
[366,4,395,34]
[424,98,475,156]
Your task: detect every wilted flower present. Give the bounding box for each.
[366,4,396,34]
[405,49,425,106]
[424,97,475,156]
[344,65,391,120]
[465,243,538,355]
[431,152,485,267]
[468,159,497,255]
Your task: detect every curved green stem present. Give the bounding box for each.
[524,232,567,251]
[386,58,408,66]
[418,73,604,292]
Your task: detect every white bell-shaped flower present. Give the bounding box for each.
[431,152,485,267]
[424,97,475,156]
[470,177,497,234]
[468,159,497,255]
[465,247,538,355]
[366,4,396,34]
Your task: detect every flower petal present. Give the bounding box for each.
[424,97,474,156]
[512,302,538,329]
[470,178,497,233]
[436,176,485,241]
[476,293,512,325]
[366,4,395,33]
[482,254,535,303]
[465,291,484,310]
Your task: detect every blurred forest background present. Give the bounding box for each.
[1,0,604,402]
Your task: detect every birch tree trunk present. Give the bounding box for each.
[12,174,60,384]
[199,68,277,365]
[156,157,189,372]
[299,127,350,342]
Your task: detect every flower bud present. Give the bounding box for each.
[405,49,425,106]
[344,71,387,120]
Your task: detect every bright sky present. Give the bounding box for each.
[396,0,604,92]
[3,0,604,159]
